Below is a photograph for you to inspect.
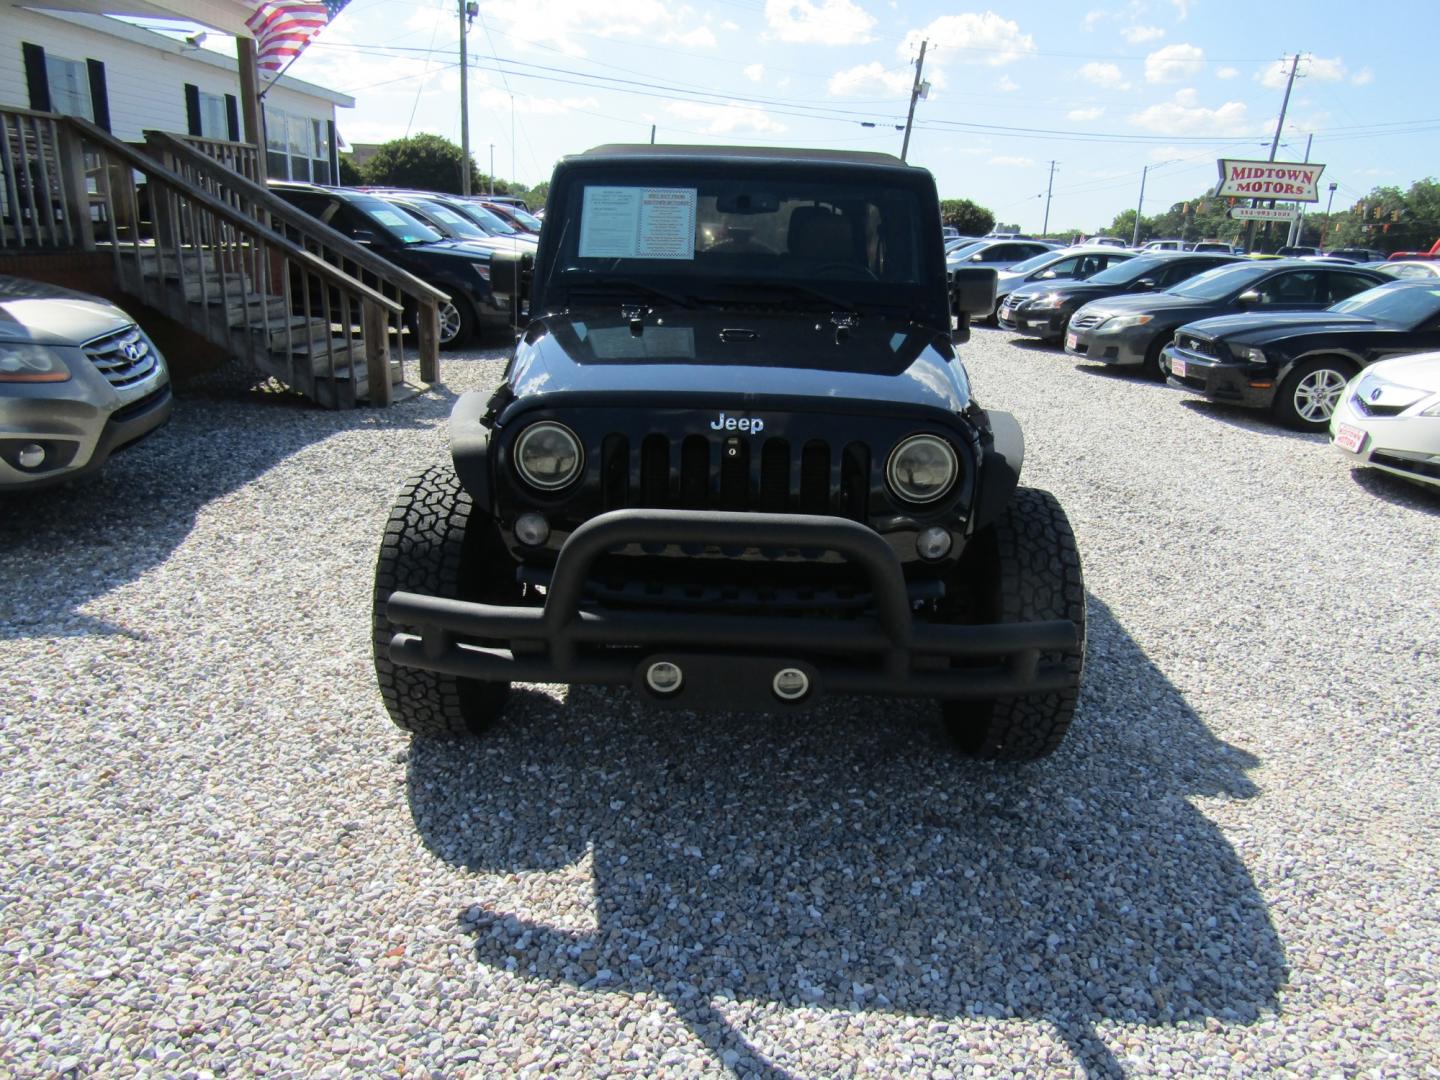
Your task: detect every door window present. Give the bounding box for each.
[1253,271,1323,304]
[1324,272,1382,303]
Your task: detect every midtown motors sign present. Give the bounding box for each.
[1216,159,1327,202]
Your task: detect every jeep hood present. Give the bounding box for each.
[506,310,969,414]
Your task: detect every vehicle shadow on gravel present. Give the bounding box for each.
[1348,466,1440,514]
[0,372,461,640]
[407,597,1287,1079]
[1175,399,1328,441]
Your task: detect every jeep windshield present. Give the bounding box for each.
[543,169,937,319]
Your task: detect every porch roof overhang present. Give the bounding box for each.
[19,0,260,37]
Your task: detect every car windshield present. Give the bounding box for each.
[1168,262,1272,300]
[1086,254,1170,286]
[452,201,521,235]
[549,170,930,311]
[407,200,489,239]
[349,196,442,245]
[1328,283,1440,325]
[503,205,543,230]
[945,240,985,260]
[1007,250,1065,275]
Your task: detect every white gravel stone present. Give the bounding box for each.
[1,330,1437,1077]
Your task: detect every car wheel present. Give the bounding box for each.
[939,487,1086,761]
[437,297,477,350]
[1273,358,1353,432]
[1144,332,1173,380]
[372,464,520,737]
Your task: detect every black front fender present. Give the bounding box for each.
[973,410,1023,532]
[450,392,493,512]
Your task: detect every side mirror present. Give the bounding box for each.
[1132,277,1157,291]
[968,253,984,262]
[1038,269,1058,280]
[1237,289,1262,305]
[489,249,533,304]
[950,267,997,344]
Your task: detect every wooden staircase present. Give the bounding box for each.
[0,108,447,408]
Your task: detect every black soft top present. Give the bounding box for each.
[570,143,919,175]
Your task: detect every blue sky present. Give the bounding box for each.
[181,0,1438,231]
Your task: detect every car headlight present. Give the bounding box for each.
[514,421,583,490]
[1030,292,1065,310]
[886,434,958,504]
[0,343,71,382]
[1101,313,1154,331]
[1234,345,1266,364]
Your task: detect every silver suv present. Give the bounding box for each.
[0,276,172,491]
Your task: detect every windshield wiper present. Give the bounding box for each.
[562,271,695,309]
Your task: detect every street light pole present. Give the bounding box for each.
[1320,180,1338,247]
[458,0,470,195]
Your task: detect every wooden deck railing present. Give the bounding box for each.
[177,134,261,184]
[0,106,92,250]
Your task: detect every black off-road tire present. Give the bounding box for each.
[372,464,517,737]
[942,487,1086,761]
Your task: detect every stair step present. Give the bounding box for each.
[223,295,292,328]
[289,337,370,375]
[252,316,339,351]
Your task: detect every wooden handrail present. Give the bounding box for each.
[64,117,400,314]
[145,129,449,307]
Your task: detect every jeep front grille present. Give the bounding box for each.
[83,326,158,388]
[600,434,871,519]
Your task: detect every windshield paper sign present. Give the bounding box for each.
[1215,159,1326,202]
[579,187,697,260]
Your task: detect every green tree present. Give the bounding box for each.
[939,198,995,236]
[361,134,483,194]
[336,154,364,187]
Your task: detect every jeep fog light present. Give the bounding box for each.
[514,512,550,546]
[646,661,683,695]
[916,526,952,560]
[17,444,46,469]
[514,421,583,490]
[772,667,810,701]
[886,434,957,504]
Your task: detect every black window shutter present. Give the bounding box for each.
[225,94,240,142]
[22,43,51,112]
[184,83,202,136]
[87,59,110,131]
[327,119,338,178]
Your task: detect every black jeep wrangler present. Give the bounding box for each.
[373,145,1085,760]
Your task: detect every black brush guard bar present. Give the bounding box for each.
[387,509,1077,707]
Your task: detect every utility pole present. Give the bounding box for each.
[458,0,472,195]
[1286,131,1314,247]
[1244,52,1302,252]
[649,124,656,144]
[899,39,928,162]
[1132,163,1151,247]
[488,144,494,196]
[1041,160,1057,236]
[1320,180,1338,247]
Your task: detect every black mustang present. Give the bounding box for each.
[1163,279,1440,430]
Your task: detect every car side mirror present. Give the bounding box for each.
[1237,289,1262,305]
[490,249,533,305]
[968,253,984,262]
[351,229,376,245]
[1038,269,1057,279]
[1132,277,1157,291]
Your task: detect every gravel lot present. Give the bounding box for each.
[2,327,1438,1078]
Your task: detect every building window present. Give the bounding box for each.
[45,54,92,120]
[199,91,228,140]
[264,106,331,183]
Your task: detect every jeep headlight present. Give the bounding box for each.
[0,343,70,382]
[514,421,583,490]
[1102,313,1154,331]
[886,434,958,504]
[1234,345,1266,364]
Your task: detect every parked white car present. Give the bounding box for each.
[1330,350,1440,490]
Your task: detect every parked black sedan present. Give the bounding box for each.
[999,251,1239,344]
[1065,260,1388,377]
[1163,279,1440,430]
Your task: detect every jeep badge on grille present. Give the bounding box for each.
[710,412,764,434]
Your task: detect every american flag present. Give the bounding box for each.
[246,0,351,72]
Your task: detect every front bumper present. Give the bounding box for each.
[1162,346,1278,410]
[386,508,1079,711]
[1330,388,1440,489]
[997,298,1067,338]
[1064,322,1153,366]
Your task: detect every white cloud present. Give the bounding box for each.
[1216,66,1239,79]
[1259,54,1347,88]
[1068,106,1105,121]
[995,74,1018,92]
[827,62,913,97]
[1145,44,1204,84]
[1079,62,1130,90]
[1121,25,1164,44]
[665,101,787,134]
[988,155,1033,167]
[477,0,719,56]
[1351,68,1373,86]
[743,63,765,82]
[1083,9,1105,30]
[765,0,875,45]
[901,12,1034,66]
[1129,88,1249,135]
[1171,0,1188,18]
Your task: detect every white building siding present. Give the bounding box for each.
[0,8,349,152]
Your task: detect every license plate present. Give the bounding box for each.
[1170,358,1187,378]
[1334,423,1367,453]
[1065,331,1078,350]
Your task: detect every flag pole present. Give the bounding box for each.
[258,53,304,101]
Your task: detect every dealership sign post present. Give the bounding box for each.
[1216,159,1327,202]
